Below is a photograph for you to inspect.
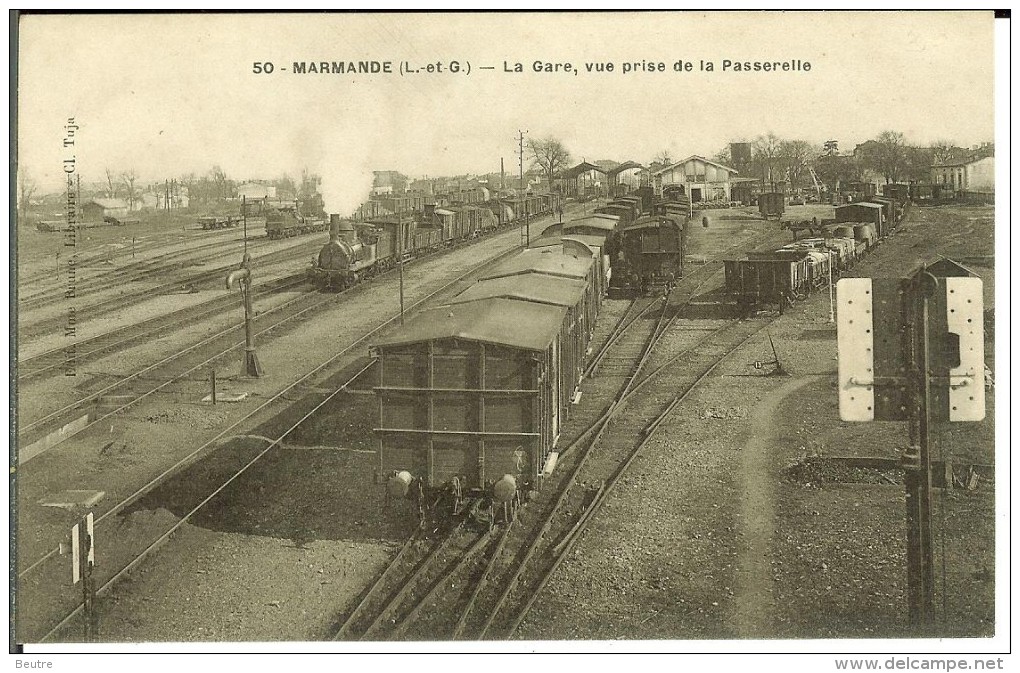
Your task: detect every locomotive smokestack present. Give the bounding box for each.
[329,213,357,243]
[329,214,341,242]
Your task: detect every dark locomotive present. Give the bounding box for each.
[265,200,328,239]
[309,195,559,291]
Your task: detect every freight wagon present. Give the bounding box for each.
[373,243,602,524]
[835,202,886,238]
[266,204,328,239]
[198,216,240,230]
[758,192,786,220]
[374,297,581,525]
[724,250,813,314]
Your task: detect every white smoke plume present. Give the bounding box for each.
[313,126,377,218]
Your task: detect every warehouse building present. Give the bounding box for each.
[651,155,739,202]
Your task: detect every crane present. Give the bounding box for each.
[807,164,823,201]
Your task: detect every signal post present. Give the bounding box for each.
[836,259,984,632]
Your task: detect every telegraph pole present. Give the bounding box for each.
[518,129,528,247]
[242,195,248,256]
[398,209,405,325]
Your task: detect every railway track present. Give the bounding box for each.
[341,230,782,641]
[461,296,770,639]
[331,525,494,641]
[17,226,251,286]
[19,206,762,642]
[18,216,564,442]
[18,276,347,448]
[17,238,322,340]
[18,231,280,309]
[21,238,530,643]
[17,273,308,384]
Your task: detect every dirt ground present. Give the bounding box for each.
[22,202,996,644]
[16,211,569,643]
[519,203,996,641]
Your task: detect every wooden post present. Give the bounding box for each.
[210,369,217,405]
[77,511,97,642]
[904,273,936,632]
[398,209,404,325]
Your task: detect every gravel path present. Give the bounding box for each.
[733,374,820,637]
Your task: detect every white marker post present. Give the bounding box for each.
[40,489,104,642]
[71,511,97,642]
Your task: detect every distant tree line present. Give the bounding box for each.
[710,132,993,192]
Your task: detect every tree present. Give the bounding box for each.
[778,140,813,191]
[526,136,571,190]
[275,173,297,199]
[858,131,907,184]
[902,146,934,183]
[930,140,960,166]
[104,167,120,198]
[18,170,36,223]
[653,149,673,167]
[121,169,139,210]
[209,165,231,199]
[179,173,196,208]
[752,133,784,185]
[814,153,860,192]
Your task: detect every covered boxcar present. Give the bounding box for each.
[563,215,619,241]
[529,229,612,300]
[450,274,593,391]
[758,192,786,220]
[594,203,636,227]
[835,202,885,238]
[373,297,578,522]
[868,197,900,230]
[480,247,601,319]
[883,183,910,202]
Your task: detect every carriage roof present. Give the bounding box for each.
[373,297,566,352]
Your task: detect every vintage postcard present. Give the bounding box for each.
[10,9,1006,664]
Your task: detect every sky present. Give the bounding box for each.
[17,11,996,213]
